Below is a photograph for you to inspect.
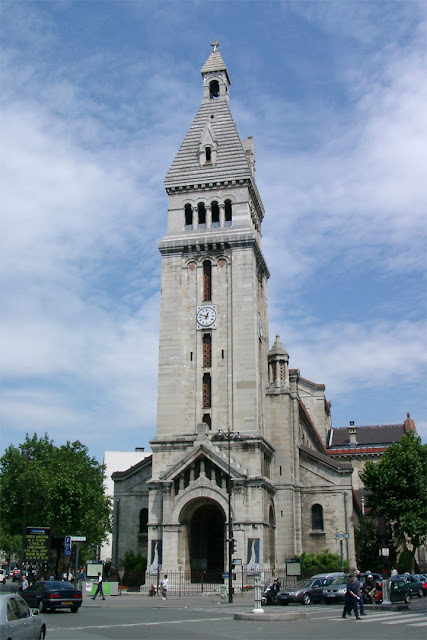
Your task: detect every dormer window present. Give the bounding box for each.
[209,80,220,99]
[205,146,212,163]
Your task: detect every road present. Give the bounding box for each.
[21,591,427,640]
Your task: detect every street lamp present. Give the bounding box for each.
[20,449,35,576]
[213,428,243,604]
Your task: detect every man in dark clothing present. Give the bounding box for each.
[354,571,366,616]
[342,574,361,619]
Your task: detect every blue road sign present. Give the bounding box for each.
[64,535,71,556]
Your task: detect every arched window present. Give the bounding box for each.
[139,508,148,534]
[311,504,324,530]
[198,202,206,227]
[211,201,220,227]
[203,372,211,407]
[203,333,211,367]
[185,203,193,229]
[209,80,219,99]
[225,199,232,226]
[203,260,211,301]
[205,146,211,163]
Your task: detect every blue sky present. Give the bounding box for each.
[1,0,426,462]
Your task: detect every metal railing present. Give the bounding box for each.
[115,568,298,595]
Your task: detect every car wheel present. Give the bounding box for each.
[38,627,46,640]
[303,593,311,605]
[404,594,411,604]
[71,606,79,613]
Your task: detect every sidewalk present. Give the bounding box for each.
[83,591,256,609]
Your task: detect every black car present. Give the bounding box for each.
[21,580,83,613]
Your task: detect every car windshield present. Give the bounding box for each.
[330,576,347,585]
[290,579,312,589]
[45,581,75,590]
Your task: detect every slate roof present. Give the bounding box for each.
[164,99,253,189]
[328,425,405,448]
[111,454,152,479]
[299,444,352,472]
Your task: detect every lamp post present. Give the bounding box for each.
[213,428,242,604]
[20,449,35,575]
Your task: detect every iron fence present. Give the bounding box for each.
[115,568,298,595]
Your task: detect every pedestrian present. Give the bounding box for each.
[342,574,361,619]
[161,574,168,600]
[20,575,28,591]
[354,570,366,616]
[92,572,106,600]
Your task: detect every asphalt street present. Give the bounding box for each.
[23,591,427,640]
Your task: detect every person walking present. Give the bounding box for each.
[20,575,28,591]
[161,574,168,600]
[354,570,366,616]
[342,574,361,619]
[92,572,105,600]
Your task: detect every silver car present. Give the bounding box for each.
[0,593,46,640]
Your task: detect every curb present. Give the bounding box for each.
[235,610,310,621]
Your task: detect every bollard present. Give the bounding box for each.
[253,576,264,613]
[382,578,391,604]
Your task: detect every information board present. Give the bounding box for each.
[25,527,50,563]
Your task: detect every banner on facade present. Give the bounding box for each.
[246,538,260,575]
[149,540,162,574]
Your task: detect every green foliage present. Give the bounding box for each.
[297,549,349,577]
[360,431,427,567]
[0,532,21,559]
[120,550,147,572]
[0,434,112,554]
[397,548,414,573]
[354,515,397,572]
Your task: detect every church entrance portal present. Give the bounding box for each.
[188,501,225,582]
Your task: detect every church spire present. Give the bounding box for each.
[201,39,231,98]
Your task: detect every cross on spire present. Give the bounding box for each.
[210,39,219,52]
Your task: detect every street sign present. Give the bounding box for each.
[64,535,71,556]
[334,532,349,540]
[70,536,86,542]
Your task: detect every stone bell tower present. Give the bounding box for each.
[147,41,274,574]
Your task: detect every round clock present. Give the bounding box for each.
[197,306,217,327]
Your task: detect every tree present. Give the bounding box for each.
[354,515,397,573]
[0,434,112,568]
[360,431,427,571]
[297,549,349,577]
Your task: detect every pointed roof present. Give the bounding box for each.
[200,45,231,84]
[164,99,253,189]
[268,334,289,358]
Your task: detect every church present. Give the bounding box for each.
[112,42,359,578]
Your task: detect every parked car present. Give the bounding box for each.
[0,569,6,584]
[277,573,344,605]
[402,574,424,598]
[21,580,83,613]
[12,568,21,582]
[322,575,350,603]
[388,576,412,604]
[0,593,46,639]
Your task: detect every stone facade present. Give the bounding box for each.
[112,44,357,575]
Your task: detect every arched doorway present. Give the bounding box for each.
[187,501,225,582]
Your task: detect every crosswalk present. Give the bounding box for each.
[331,610,427,629]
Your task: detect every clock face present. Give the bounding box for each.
[197,306,217,328]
